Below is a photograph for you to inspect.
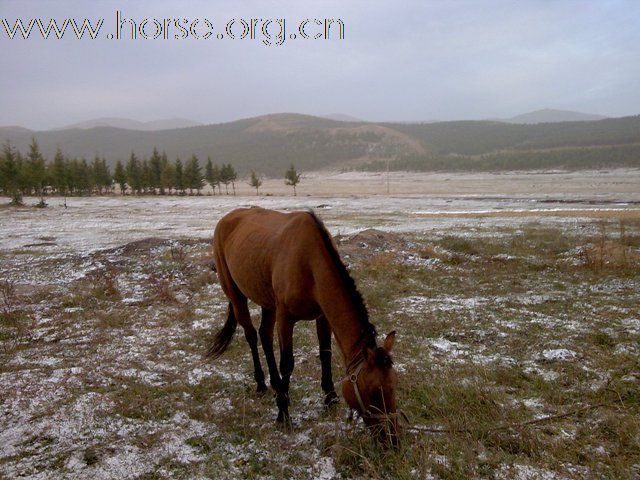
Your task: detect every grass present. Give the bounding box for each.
[346,220,640,478]
[1,219,639,479]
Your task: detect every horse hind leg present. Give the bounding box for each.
[247,328,268,394]
[214,250,266,393]
[233,296,268,394]
[259,307,282,393]
[316,315,338,407]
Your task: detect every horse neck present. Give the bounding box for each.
[313,269,368,368]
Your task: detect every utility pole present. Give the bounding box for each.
[386,158,390,195]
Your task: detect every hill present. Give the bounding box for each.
[1,113,639,175]
[55,117,202,131]
[322,113,364,122]
[0,113,424,175]
[504,109,608,124]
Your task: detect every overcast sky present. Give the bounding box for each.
[1,0,639,129]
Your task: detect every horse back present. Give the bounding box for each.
[214,207,327,317]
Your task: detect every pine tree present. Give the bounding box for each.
[91,156,101,194]
[161,157,175,194]
[205,157,215,195]
[79,158,92,194]
[104,158,113,193]
[212,164,222,194]
[249,170,262,195]
[284,164,301,196]
[159,151,169,195]
[63,157,76,196]
[184,154,204,194]
[220,163,237,195]
[96,157,112,193]
[228,164,237,195]
[50,148,67,197]
[114,160,127,194]
[220,163,230,194]
[174,158,184,194]
[0,141,23,205]
[141,159,151,194]
[27,138,47,204]
[193,156,204,194]
[15,150,28,197]
[65,158,80,194]
[149,147,162,194]
[126,152,142,194]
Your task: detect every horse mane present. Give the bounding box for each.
[307,210,377,347]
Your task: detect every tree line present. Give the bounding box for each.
[361,143,640,173]
[0,139,246,205]
[113,148,239,196]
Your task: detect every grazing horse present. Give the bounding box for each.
[207,207,398,442]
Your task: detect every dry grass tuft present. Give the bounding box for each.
[148,273,177,303]
[91,267,121,299]
[0,279,18,313]
[578,221,640,271]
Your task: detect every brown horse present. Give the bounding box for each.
[207,207,398,442]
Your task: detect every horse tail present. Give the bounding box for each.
[206,302,237,359]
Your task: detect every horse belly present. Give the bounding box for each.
[223,249,276,309]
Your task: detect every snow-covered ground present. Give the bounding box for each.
[3,193,639,255]
[1,186,639,479]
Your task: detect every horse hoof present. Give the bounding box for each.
[324,391,339,408]
[256,383,268,395]
[276,412,292,431]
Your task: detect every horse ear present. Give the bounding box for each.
[383,331,396,352]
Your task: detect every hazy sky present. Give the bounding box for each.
[1,0,639,129]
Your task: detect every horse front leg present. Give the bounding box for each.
[276,310,295,428]
[316,315,338,407]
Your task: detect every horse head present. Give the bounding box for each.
[342,331,399,445]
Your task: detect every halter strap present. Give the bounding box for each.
[343,351,390,420]
[342,324,382,419]
[347,360,370,416]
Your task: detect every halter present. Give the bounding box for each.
[343,353,390,420]
[346,359,370,416]
[342,324,390,420]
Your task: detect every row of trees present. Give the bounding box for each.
[113,149,239,196]
[0,139,113,205]
[0,140,303,204]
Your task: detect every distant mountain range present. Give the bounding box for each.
[503,109,608,124]
[1,111,638,175]
[56,114,364,129]
[7,109,612,132]
[54,117,202,131]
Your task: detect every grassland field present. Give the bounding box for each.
[1,170,639,479]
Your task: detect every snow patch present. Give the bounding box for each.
[312,456,336,480]
[538,349,577,362]
[430,338,463,353]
